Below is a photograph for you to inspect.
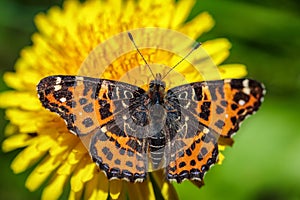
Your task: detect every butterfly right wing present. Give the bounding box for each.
[164,79,265,183]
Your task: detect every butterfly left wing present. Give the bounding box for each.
[37,75,149,182]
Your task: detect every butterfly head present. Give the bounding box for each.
[148,73,166,104]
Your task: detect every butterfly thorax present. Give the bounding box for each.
[147,73,167,127]
[147,73,166,105]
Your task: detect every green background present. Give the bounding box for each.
[0,0,299,199]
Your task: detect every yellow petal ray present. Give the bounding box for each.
[127,179,155,200]
[17,47,51,73]
[29,36,78,76]
[2,133,35,152]
[3,72,26,91]
[109,180,123,200]
[109,0,122,16]
[5,109,51,133]
[202,38,232,65]
[219,64,248,79]
[59,143,87,169]
[68,189,83,200]
[171,0,195,28]
[42,174,69,200]
[217,153,225,165]
[4,123,18,136]
[10,137,53,173]
[179,12,215,39]
[70,159,96,193]
[34,10,57,37]
[48,136,75,157]
[56,147,90,199]
[25,155,61,191]
[152,170,179,200]
[84,172,100,200]
[122,0,135,23]
[16,69,41,89]
[155,3,174,28]
[96,172,109,199]
[217,145,226,164]
[17,48,38,71]
[54,144,87,183]
[0,91,41,111]
[116,185,126,200]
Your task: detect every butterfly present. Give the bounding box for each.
[37,72,265,183]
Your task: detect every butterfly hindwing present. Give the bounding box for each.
[166,129,219,183]
[90,121,147,182]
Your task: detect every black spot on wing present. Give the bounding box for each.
[79,98,88,105]
[99,99,112,119]
[82,117,94,128]
[83,103,94,113]
[214,120,225,129]
[216,105,224,114]
[82,78,102,99]
[233,91,250,104]
[199,102,211,121]
[230,79,244,89]
[192,83,203,101]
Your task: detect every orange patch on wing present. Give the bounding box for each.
[94,82,115,126]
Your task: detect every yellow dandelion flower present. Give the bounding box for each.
[0,0,249,199]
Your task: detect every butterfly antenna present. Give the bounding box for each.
[128,32,155,79]
[161,42,201,80]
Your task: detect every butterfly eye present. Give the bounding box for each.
[149,81,154,88]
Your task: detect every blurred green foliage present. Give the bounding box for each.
[0,0,299,199]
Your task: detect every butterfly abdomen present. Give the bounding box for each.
[148,131,166,170]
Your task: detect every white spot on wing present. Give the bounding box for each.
[76,77,84,81]
[224,79,231,84]
[243,87,251,95]
[54,85,62,91]
[242,79,249,87]
[101,126,107,132]
[184,101,190,109]
[238,99,245,106]
[203,127,209,134]
[55,77,62,84]
[60,97,66,102]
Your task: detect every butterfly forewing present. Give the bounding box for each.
[38,76,109,136]
[196,79,265,138]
